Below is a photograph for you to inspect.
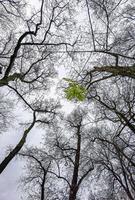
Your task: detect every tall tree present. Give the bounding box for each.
[0,0,75,173]
[19,148,55,200]
[19,108,94,200]
[45,108,94,200]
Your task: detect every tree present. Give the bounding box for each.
[0,0,76,174]
[85,71,135,199]
[1,0,135,199]
[91,127,135,200]
[45,108,94,200]
[19,147,55,200]
[69,1,135,198]
[19,108,94,200]
[70,0,135,85]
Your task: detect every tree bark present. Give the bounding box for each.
[69,126,81,200]
[0,113,35,174]
[94,66,135,79]
[41,170,47,200]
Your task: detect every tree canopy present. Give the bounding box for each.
[0,0,135,200]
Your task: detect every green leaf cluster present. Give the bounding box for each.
[64,78,87,101]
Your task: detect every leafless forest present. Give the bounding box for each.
[0,0,135,199]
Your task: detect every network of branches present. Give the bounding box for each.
[0,0,135,200]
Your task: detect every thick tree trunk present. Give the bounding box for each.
[69,127,81,200]
[0,116,35,174]
[41,171,47,200]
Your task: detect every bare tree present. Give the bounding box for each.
[68,2,135,198]
[47,108,94,200]
[19,108,94,200]
[70,0,135,86]
[19,148,54,200]
[92,128,135,200]
[19,145,69,200]
[0,0,76,174]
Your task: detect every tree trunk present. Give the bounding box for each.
[41,170,47,200]
[0,117,35,174]
[69,126,81,200]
